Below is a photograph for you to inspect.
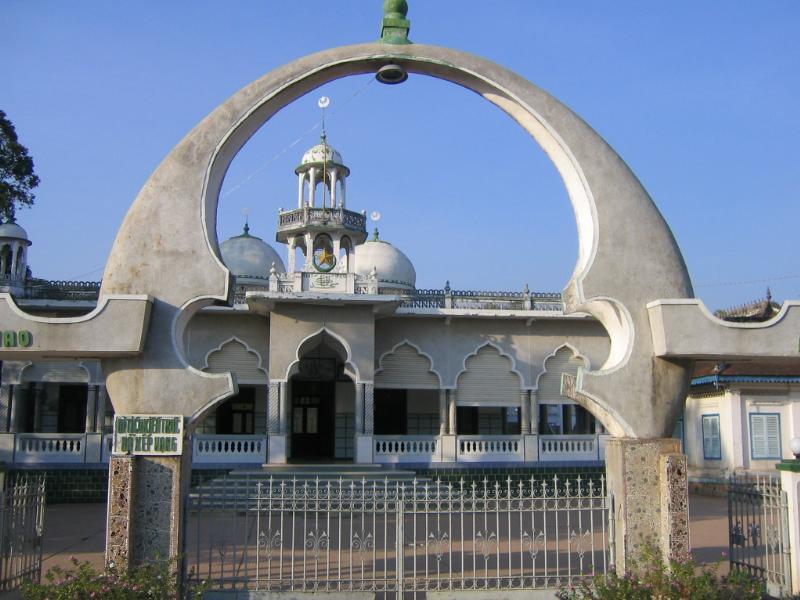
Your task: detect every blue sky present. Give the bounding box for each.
[3,1,799,310]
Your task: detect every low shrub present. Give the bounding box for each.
[557,546,762,600]
[21,557,205,600]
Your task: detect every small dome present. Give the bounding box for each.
[355,230,416,290]
[300,137,343,166]
[0,222,30,243]
[220,224,285,279]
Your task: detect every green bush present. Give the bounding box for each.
[21,557,205,600]
[557,547,762,600]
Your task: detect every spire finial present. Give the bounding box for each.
[318,96,330,141]
[381,0,411,44]
[241,207,251,236]
[372,227,380,241]
[766,286,772,302]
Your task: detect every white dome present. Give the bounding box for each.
[355,234,416,290]
[0,222,30,242]
[301,139,343,166]
[220,226,285,279]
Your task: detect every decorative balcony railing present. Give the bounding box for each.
[14,433,86,464]
[456,435,524,462]
[373,435,441,463]
[193,434,267,464]
[277,207,367,233]
[539,434,604,462]
[22,279,101,301]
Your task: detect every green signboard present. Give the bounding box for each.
[113,414,183,456]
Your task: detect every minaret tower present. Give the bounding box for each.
[276,98,367,278]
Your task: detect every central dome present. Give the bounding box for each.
[355,230,416,291]
[220,224,285,280]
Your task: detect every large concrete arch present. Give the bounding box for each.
[99,42,693,438]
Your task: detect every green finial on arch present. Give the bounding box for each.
[381,0,411,45]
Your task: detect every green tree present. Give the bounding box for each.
[0,110,40,223]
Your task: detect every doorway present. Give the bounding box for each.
[291,381,335,460]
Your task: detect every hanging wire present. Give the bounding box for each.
[694,273,800,288]
[221,76,375,200]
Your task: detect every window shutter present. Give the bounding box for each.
[702,415,720,459]
[750,414,780,459]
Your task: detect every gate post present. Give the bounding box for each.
[106,447,192,573]
[777,460,800,594]
[605,438,689,572]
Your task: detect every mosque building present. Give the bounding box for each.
[0,134,795,489]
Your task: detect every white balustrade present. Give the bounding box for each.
[15,433,86,464]
[456,435,524,462]
[374,436,441,463]
[193,435,267,464]
[538,434,601,462]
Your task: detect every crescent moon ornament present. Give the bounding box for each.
[318,96,330,108]
[370,211,381,221]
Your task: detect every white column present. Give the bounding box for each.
[330,169,337,207]
[10,385,26,433]
[288,239,296,274]
[530,392,539,433]
[355,383,364,434]
[727,387,746,470]
[96,384,108,433]
[364,383,374,435]
[447,389,457,435]
[9,242,19,280]
[279,382,290,434]
[308,168,316,207]
[85,384,97,433]
[521,390,531,434]
[438,389,447,435]
[340,176,346,208]
[297,173,304,208]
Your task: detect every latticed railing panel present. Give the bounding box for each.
[0,473,46,591]
[186,474,612,596]
[728,471,791,597]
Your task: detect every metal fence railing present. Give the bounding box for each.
[187,473,612,597]
[0,473,46,591]
[728,471,792,598]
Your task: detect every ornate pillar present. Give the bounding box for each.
[85,384,98,433]
[96,384,108,433]
[330,169,337,207]
[363,383,374,435]
[354,383,364,434]
[267,380,287,464]
[530,392,539,433]
[0,384,12,433]
[520,390,531,434]
[279,382,290,434]
[340,176,346,207]
[267,381,280,434]
[438,389,447,435]
[34,383,46,433]
[10,384,26,433]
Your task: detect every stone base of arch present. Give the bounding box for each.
[605,438,690,572]
[106,451,189,572]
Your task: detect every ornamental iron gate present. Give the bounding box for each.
[187,474,612,596]
[0,473,46,591]
[728,471,792,597]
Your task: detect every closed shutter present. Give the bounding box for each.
[750,414,781,459]
[204,339,267,383]
[536,347,586,404]
[376,344,439,389]
[701,414,721,459]
[456,346,520,407]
